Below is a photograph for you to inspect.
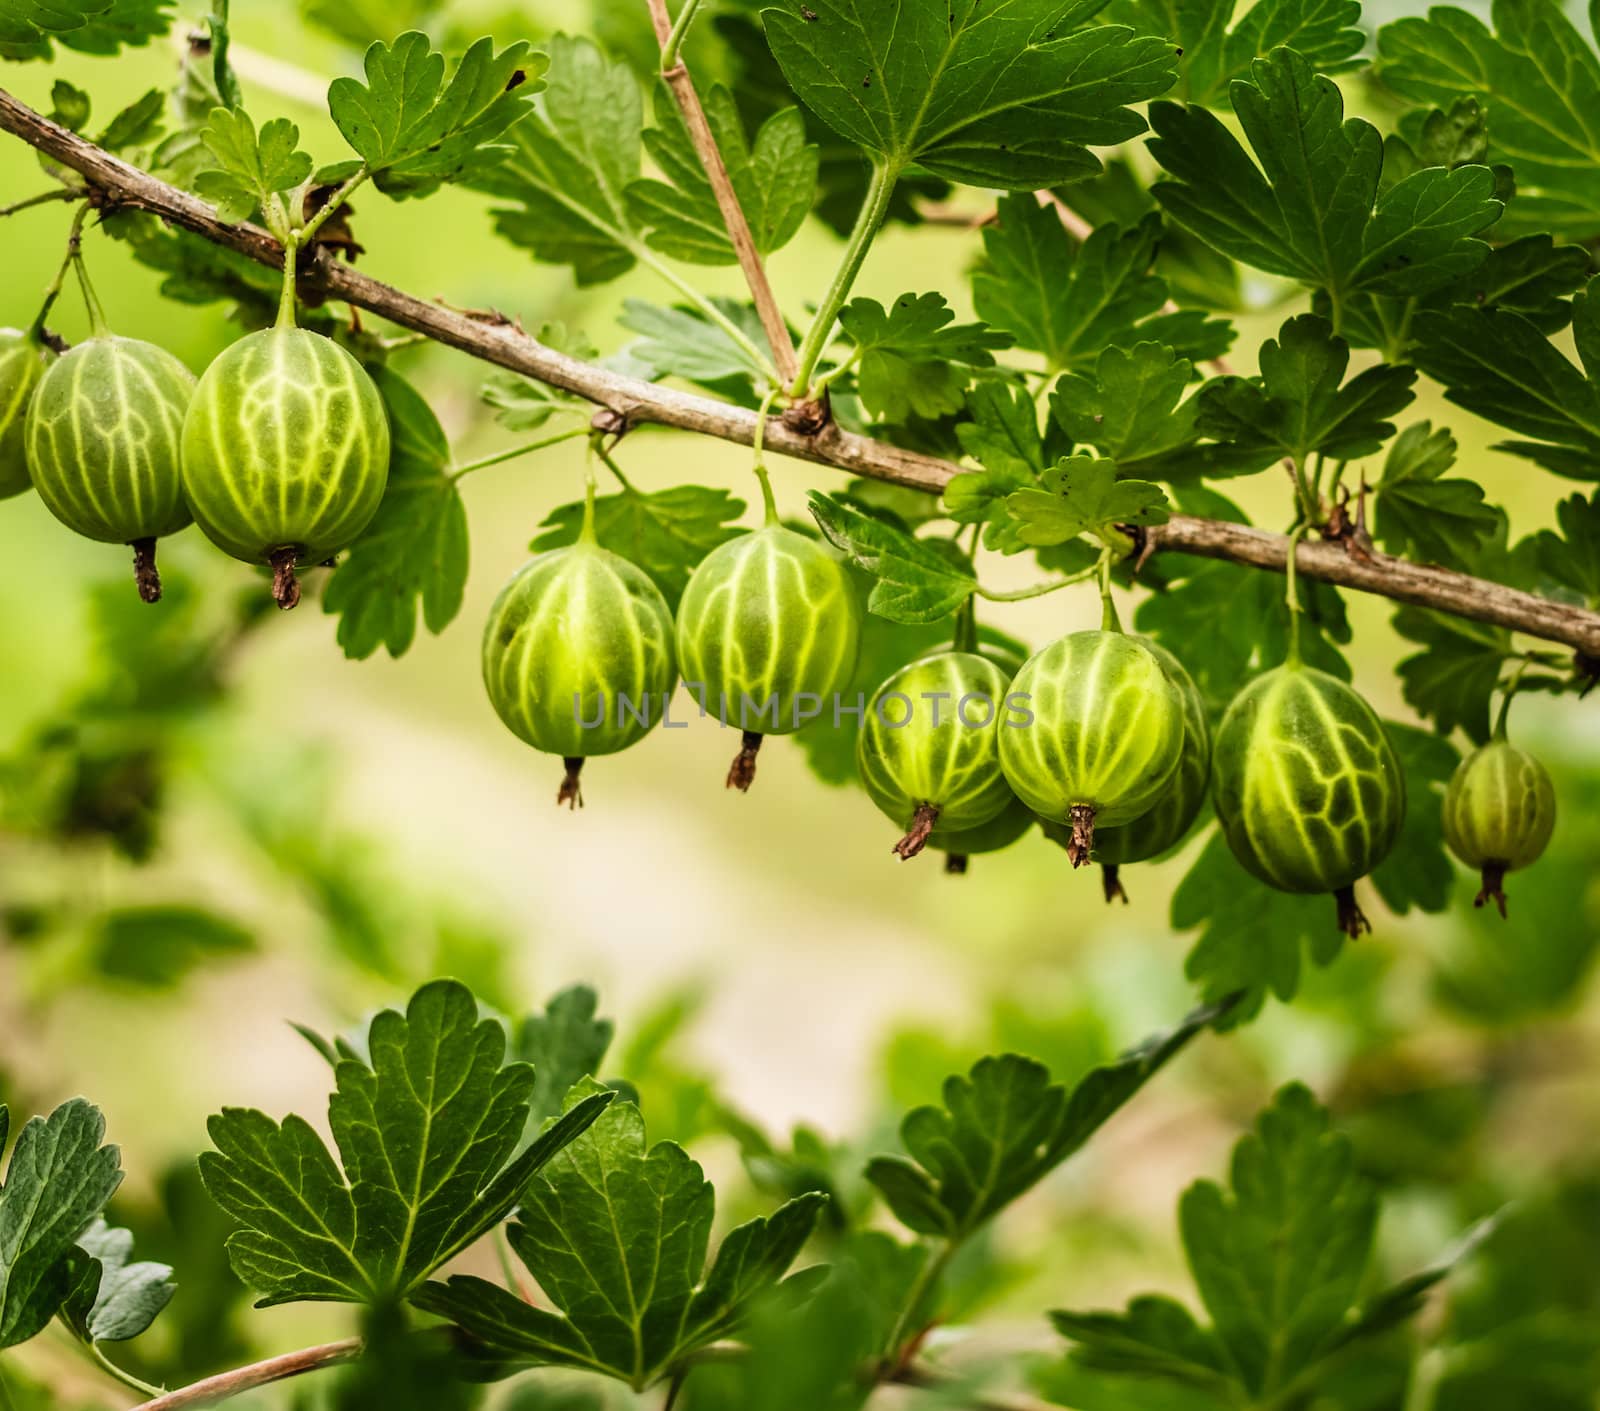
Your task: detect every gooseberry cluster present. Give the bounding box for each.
[0,238,388,607]
[479,461,1556,933]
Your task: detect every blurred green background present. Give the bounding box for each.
[1,1,1598,1406]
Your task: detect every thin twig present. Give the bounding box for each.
[0,185,83,216]
[128,1340,360,1410]
[2,88,1596,655]
[644,0,798,384]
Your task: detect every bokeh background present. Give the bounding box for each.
[2,1,1599,1405]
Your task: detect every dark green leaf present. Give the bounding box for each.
[1179,1083,1375,1395]
[1376,421,1497,567]
[865,1000,1228,1239]
[200,979,612,1306]
[1197,314,1415,464]
[1111,0,1364,108]
[328,32,546,196]
[474,35,642,285]
[97,88,164,153]
[1051,1295,1233,1393]
[90,904,254,988]
[1535,490,1600,600]
[1370,722,1459,916]
[626,84,817,261]
[1377,0,1600,239]
[1173,830,1346,1020]
[838,293,1010,422]
[808,492,975,623]
[413,1084,827,1388]
[1005,455,1169,547]
[323,368,468,660]
[1410,285,1600,478]
[0,0,172,55]
[1150,47,1500,298]
[763,0,1179,188]
[46,78,90,130]
[531,481,745,610]
[514,985,615,1126]
[1393,606,1513,743]
[0,1099,122,1349]
[975,199,1230,370]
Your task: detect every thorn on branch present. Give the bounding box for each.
[434,296,522,331]
[590,407,628,437]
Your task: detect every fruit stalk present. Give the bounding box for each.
[893,803,941,861]
[727,731,762,791]
[131,538,161,604]
[559,757,584,809]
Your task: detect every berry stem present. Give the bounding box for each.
[580,440,604,545]
[451,426,589,481]
[893,803,941,860]
[976,562,1100,602]
[751,385,782,525]
[1493,659,1530,741]
[1283,521,1311,668]
[297,165,369,246]
[275,233,300,330]
[131,538,162,604]
[1097,545,1121,632]
[28,200,92,343]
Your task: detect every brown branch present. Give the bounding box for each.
[644,0,798,385]
[129,1340,360,1410]
[4,87,1598,657]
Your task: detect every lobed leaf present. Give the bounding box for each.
[838,293,1011,423]
[763,0,1180,188]
[413,1085,827,1388]
[323,368,469,661]
[194,107,313,224]
[0,1099,123,1350]
[1376,421,1498,568]
[808,492,976,623]
[200,979,613,1306]
[63,1219,175,1344]
[1004,455,1169,548]
[328,31,547,197]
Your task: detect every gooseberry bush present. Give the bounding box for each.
[0,0,1598,1403]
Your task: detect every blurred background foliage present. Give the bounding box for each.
[0,0,1598,1407]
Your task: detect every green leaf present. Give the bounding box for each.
[481,323,603,430]
[618,299,771,393]
[1370,722,1459,917]
[1197,314,1416,464]
[46,78,90,131]
[1375,421,1497,568]
[97,88,165,153]
[474,35,642,285]
[626,84,817,262]
[838,293,1010,423]
[1050,1296,1234,1394]
[1392,607,1512,743]
[513,985,616,1126]
[1377,0,1600,239]
[323,368,468,661]
[1150,47,1501,301]
[531,481,745,610]
[808,492,975,624]
[0,0,172,55]
[0,1099,122,1350]
[1179,1084,1374,1396]
[328,31,546,197]
[762,0,1179,188]
[63,1219,175,1343]
[412,1085,827,1389]
[865,1000,1229,1239]
[1113,0,1364,107]
[1535,490,1600,601]
[1173,830,1345,1020]
[1005,455,1169,548]
[194,107,314,223]
[974,198,1231,371]
[89,904,254,989]
[199,979,613,1306]
[1411,280,1600,481]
